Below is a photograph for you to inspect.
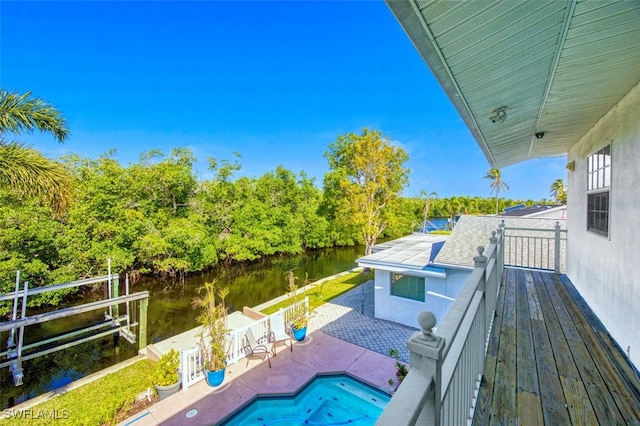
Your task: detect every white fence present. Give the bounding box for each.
[181,297,308,391]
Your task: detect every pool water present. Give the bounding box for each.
[220,374,391,425]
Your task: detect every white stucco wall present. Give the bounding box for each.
[373,269,471,328]
[566,80,640,369]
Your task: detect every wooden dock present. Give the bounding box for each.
[473,268,640,425]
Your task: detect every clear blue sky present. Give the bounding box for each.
[1,0,566,201]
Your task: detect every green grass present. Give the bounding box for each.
[261,270,373,315]
[3,359,156,425]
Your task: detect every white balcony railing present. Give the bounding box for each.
[503,221,566,273]
[181,297,308,391]
[377,224,505,425]
[378,220,569,425]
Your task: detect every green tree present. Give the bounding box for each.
[550,178,567,204]
[484,168,509,214]
[323,128,409,255]
[420,191,438,232]
[0,89,73,213]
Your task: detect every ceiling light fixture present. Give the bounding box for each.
[535,131,545,139]
[489,107,507,124]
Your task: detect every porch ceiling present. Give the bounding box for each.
[386,0,640,168]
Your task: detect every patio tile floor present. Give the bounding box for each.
[121,280,416,425]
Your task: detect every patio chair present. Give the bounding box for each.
[269,310,293,353]
[244,328,274,368]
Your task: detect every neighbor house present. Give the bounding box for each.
[386,0,640,370]
[359,215,566,328]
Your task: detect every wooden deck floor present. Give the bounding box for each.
[473,268,640,425]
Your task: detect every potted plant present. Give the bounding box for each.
[192,281,230,387]
[387,349,408,392]
[285,270,308,341]
[151,348,181,400]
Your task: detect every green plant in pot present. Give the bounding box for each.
[192,281,230,387]
[285,270,308,341]
[151,348,181,400]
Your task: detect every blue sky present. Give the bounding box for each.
[1,0,566,201]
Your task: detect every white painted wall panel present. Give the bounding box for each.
[567,80,640,369]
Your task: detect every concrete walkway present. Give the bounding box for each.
[121,281,418,425]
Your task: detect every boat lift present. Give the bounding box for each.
[0,265,149,387]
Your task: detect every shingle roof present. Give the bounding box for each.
[434,215,566,268]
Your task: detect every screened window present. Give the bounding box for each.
[391,274,425,302]
[587,145,610,236]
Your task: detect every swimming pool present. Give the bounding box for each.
[220,374,391,425]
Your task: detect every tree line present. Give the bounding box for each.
[0,89,561,314]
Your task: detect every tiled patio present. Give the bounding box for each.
[121,281,417,425]
[125,331,397,425]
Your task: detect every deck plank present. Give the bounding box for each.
[531,270,572,425]
[517,391,544,426]
[539,273,598,424]
[473,269,640,426]
[472,269,509,425]
[490,270,517,425]
[551,274,640,424]
[515,269,538,395]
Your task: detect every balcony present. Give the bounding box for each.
[378,223,640,425]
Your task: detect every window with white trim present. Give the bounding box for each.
[391,273,425,302]
[586,145,610,237]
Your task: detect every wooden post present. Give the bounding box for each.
[138,298,148,352]
[8,271,20,349]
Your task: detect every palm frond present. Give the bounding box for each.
[0,142,73,213]
[0,89,69,143]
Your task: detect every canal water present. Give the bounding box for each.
[0,244,364,409]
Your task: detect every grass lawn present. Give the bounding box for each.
[261,269,372,315]
[3,359,157,426]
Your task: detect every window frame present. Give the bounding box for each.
[390,273,425,302]
[586,145,611,237]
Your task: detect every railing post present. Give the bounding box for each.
[474,247,490,342]
[498,221,506,269]
[138,298,148,352]
[111,275,119,319]
[407,311,446,425]
[554,221,561,273]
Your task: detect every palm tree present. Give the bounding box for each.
[0,89,72,213]
[550,178,567,205]
[419,190,437,232]
[484,168,509,214]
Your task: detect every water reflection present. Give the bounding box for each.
[1,245,363,408]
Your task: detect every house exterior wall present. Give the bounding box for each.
[373,269,471,327]
[566,80,640,369]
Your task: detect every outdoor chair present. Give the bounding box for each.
[268,310,293,353]
[244,328,274,368]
